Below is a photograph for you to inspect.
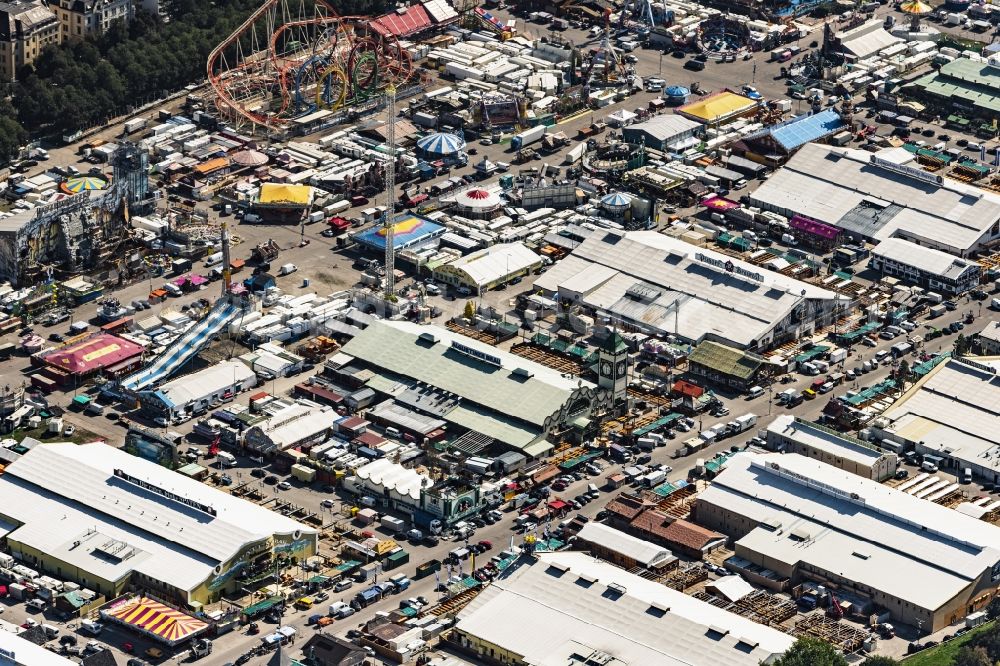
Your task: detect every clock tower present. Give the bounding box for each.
[598,330,629,402]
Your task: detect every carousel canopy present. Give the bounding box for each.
[665,85,690,97]
[231,149,269,168]
[60,175,108,194]
[456,188,502,209]
[601,192,633,209]
[416,132,466,155]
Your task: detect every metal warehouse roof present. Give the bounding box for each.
[749,144,1000,254]
[0,630,78,666]
[446,242,540,287]
[455,551,794,666]
[577,522,677,568]
[836,19,902,58]
[910,58,1000,114]
[766,109,847,152]
[0,443,314,592]
[871,237,980,280]
[623,114,701,141]
[145,360,256,409]
[341,320,591,429]
[767,415,886,467]
[246,402,334,450]
[701,452,1000,604]
[534,230,836,348]
[883,357,1000,475]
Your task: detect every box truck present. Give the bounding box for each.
[511,126,547,150]
[381,516,406,533]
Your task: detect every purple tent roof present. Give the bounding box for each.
[790,215,840,240]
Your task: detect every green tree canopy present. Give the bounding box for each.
[859,656,900,666]
[953,645,991,666]
[772,637,847,666]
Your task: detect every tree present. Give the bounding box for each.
[986,597,1000,620]
[954,646,991,666]
[896,359,910,383]
[463,300,476,320]
[771,637,847,666]
[860,657,900,666]
[955,333,970,357]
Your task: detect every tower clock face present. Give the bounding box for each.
[601,360,613,376]
[616,360,627,377]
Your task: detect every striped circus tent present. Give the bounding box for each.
[60,175,108,194]
[105,597,209,645]
[416,132,466,156]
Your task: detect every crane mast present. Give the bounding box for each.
[383,84,397,299]
[220,218,232,297]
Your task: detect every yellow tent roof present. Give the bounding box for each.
[258,183,314,206]
[900,0,932,14]
[678,92,757,123]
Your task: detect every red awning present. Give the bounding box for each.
[548,499,568,510]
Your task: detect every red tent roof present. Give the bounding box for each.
[372,5,432,37]
[42,333,144,376]
[672,379,704,398]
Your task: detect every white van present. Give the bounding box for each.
[921,460,939,473]
[26,598,46,611]
[278,263,297,276]
[80,620,104,636]
[163,283,183,296]
[217,451,237,467]
[204,252,224,267]
[41,624,59,639]
[747,386,765,399]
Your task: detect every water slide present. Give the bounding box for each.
[475,8,512,38]
[121,299,242,392]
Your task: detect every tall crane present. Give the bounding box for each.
[220,218,232,297]
[383,84,397,299]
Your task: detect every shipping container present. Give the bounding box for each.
[414,559,442,579]
[383,549,410,570]
[124,118,148,134]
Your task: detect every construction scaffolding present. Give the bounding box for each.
[444,320,507,345]
[692,589,798,628]
[511,342,586,375]
[650,565,708,592]
[649,484,698,519]
[793,614,870,653]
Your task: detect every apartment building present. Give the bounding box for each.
[0,0,59,81]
